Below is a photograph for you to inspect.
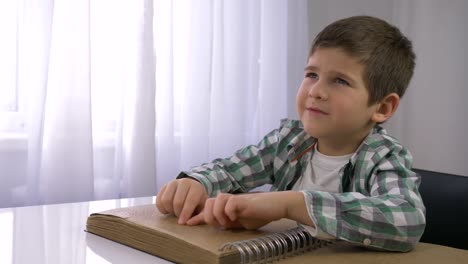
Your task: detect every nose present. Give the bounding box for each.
[308,79,328,100]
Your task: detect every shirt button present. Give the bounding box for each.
[363,238,372,246]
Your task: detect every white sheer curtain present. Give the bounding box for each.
[8,0,157,206]
[154,0,309,189]
[0,0,309,207]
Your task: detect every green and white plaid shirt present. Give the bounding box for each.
[179,119,426,252]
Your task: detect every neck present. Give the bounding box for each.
[316,126,374,156]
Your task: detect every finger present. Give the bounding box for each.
[179,185,203,224]
[224,195,239,222]
[156,185,168,214]
[213,194,231,227]
[173,182,190,217]
[160,181,178,215]
[186,211,205,226]
[203,198,218,227]
[225,195,250,221]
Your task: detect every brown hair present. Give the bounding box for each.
[309,16,415,105]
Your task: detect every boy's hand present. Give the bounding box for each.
[156,178,208,224]
[186,191,312,230]
[186,193,272,230]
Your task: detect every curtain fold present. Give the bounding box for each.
[15,0,55,206]
[113,0,156,199]
[39,0,94,205]
[154,0,310,189]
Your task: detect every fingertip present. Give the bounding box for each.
[179,208,194,224]
[186,213,202,226]
[178,208,191,224]
[227,211,236,222]
[185,217,197,226]
[228,215,236,222]
[179,209,194,225]
[178,217,186,225]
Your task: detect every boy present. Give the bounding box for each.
[156,16,426,252]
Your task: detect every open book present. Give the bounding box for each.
[86,204,468,264]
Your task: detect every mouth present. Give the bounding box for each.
[306,107,328,115]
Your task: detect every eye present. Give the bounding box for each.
[305,72,318,79]
[335,78,350,86]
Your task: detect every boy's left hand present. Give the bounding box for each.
[186,191,311,230]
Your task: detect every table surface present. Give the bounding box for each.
[0,196,172,264]
[1,196,467,264]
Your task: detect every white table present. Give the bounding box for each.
[0,197,172,264]
[3,197,468,264]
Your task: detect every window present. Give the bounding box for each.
[0,1,24,134]
[0,1,18,112]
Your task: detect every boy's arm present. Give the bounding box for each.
[178,128,280,197]
[303,150,426,252]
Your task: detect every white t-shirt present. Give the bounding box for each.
[292,144,352,239]
[292,144,352,192]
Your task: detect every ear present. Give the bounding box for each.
[371,93,400,123]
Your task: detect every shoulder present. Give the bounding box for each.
[363,126,409,152]
[351,126,415,192]
[355,125,413,167]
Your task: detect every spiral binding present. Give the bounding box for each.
[219,226,331,264]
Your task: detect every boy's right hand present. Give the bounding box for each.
[156,178,208,225]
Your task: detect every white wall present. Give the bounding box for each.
[287,0,468,176]
[388,0,468,176]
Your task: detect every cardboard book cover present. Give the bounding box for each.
[86,204,468,264]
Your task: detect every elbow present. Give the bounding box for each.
[363,208,426,252]
[387,210,427,252]
[391,198,427,252]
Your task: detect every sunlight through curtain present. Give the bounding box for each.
[0,0,309,207]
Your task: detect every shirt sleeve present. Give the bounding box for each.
[299,191,335,240]
[302,149,426,252]
[177,129,280,197]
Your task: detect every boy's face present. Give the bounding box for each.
[297,47,379,146]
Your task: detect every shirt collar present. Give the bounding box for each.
[287,123,387,165]
[349,125,387,166]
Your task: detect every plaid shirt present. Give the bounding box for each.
[179,119,426,252]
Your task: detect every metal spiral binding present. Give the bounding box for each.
[219,226,331,264]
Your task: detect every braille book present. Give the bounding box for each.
[86,204,468,264]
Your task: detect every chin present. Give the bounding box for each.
[302,123,322,138]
